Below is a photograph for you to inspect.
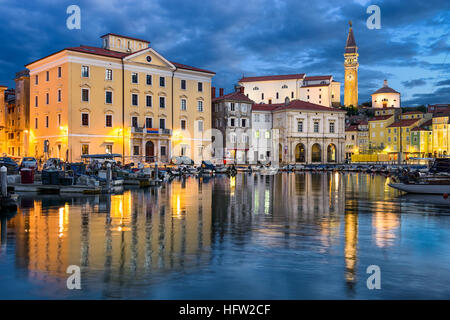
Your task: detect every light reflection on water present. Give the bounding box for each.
[0,172,449,299]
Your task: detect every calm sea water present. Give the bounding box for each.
[0,172,449,299]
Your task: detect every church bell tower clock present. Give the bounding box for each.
[344,21,358,108]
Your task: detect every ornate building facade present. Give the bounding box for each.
[25,33,215,163]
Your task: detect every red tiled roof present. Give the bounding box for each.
[239,74,305,82]
[304,75,332,81]
[358,120,368,125]
[412,119,432,131]
[345,125,359,132]
[171,61,215,74]
[372,86,400,95]
[271,99,345,112]
[213,91,254,103]
[369,115,393,121]
[26,45,214,75]
[402,111,423,115]
[252,104,278,111]
[302,84,329,88]
[67,45,129,58]
[387,119,420,128]
[100,33,150,43]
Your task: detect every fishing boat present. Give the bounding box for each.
[389,158,450,194]
[260,166,278,175]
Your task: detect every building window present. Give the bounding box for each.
[265,131,271,139]
[314,121,319,133]
[265,114,270,122]
[198,120,203,132]
[34,118,38,129]
[133,146,140,156]
[46,71,49,81]
[146,74,152,85]
[297,121,303,132]
[131,116,138,128]
[45,116,49,128]
[105,144,113,154]
[159,118,166,129]
[81,88,89,102]
[181,119,186,130]
[146,95,152,107]
[160,77,165,87]
[161,146,167,156]
[82,144,89,155]
[241,118,246,127]
[132,94,138,106]
[276,92,279,99]
[105,69,113,81]
[46,93,49,104]
[159,96,165,108]
[105,114,113,127]
[81,66,89,78]
[181,79,186,90]
[307,95,310,99]
[254,114,260,122]
[81,113,89,126]
[329,122,335,133]
[57,89,62,102]
[58,114,61,126]
[145,117,152,128]
[230,118,235,127]
[131,72,138,84]
[35,96,38,107]
[198,82,203,92]
[262,93,264,100]
[255,130,260,138]
[197,100,203,112]
[105,91,113,104]
[230,103,235,111]
[291,92,294,98]
[181,99,187,111]
[35,75,39,85]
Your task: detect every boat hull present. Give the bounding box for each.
[389,183,450,194]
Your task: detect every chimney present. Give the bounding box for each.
[211,87,216,99]
[239,86,245,94]
[383,79,388,87]
[219,88,224,97]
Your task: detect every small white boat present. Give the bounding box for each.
[389,183,450,194]
[260,166,278,175]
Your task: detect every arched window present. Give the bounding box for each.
[311,144,321,162]
[253,87,259,90]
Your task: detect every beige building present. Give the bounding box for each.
[238,74,340,108]
[25,33,215,164]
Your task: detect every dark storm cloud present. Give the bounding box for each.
[0,0,449,105]
[404,86,450,106]
[402,78,427,88]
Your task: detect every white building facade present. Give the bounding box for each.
[239,74,341,108]
[371,80,401,109]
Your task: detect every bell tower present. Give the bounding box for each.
[344,21,358,108]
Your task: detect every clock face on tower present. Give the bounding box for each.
[347,74,352,80]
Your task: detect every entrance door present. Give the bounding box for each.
[145,141,155,162]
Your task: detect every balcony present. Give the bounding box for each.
[131,127,172,135]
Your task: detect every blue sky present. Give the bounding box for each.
[0,0,449,106]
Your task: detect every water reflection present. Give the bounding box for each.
[1,173,449,299]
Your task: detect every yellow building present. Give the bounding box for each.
[0,85,8,154]
[432,112,450,157]
[410,119,433,158]
[386,118,424,161]
[25,33,215,164]
[344,21,358,108]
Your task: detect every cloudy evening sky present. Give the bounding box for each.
[0,0,449,106]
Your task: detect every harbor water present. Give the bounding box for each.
[0,172,450,299]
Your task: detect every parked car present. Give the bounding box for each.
[20,157,38,170]
[0,156,19,174]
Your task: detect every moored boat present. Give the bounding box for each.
[389,182,450,194]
